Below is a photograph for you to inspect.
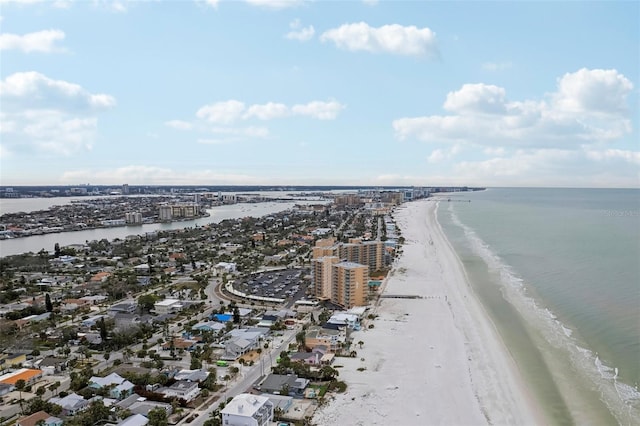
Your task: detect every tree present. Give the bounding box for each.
[98,317,108,343]
[358,340,364,349]
[36,386,46,398]
[146,407,168,424]
[15,379,26,414]
[233,306,240,324]
[54,242,60,258]
[138,294,157,313]
[45,293,53,312]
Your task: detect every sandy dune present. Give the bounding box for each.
[313,200,542,426]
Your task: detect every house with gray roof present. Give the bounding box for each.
[50,392,88,416]
[257,374,309,397]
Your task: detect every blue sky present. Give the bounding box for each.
[0,0,638,187]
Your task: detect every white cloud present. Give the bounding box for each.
[455,149,575,178]
[92,0,128,12]
[443,83,507,114]
[202,0,219,8]
[320,22,438,57]
[0,29,66,53]
[427,144,462,163]
[484,146,506,156]
[393,68,634,148]
[291,100,345,120]
[0,72,115,156]
[0,0,70,7]
[196,100,246,124]
[553,68,634,114]
[482,61,512,71]
[585,148,640,165]
[285,19,314,41]
[1,71,116,110]
[166,98,344,145]
[209,126,270,138]
[245,0,303,9]
[192,99,344,123]
[244,102,289,120]
[165,120,193,130]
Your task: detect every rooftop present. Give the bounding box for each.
[0,368,42,385]
[221,393,271,417]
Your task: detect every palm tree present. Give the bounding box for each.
[15,379,26,414]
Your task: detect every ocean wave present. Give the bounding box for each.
[445,204,640,424]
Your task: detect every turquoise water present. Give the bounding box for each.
[437,188,640,425]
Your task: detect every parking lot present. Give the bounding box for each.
[234,268,312,307]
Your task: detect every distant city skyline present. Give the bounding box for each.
[0,1,638,188]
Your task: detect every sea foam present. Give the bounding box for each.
[446,204,640,425]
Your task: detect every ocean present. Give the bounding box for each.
[437,188,640,425]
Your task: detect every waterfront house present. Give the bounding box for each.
[221,393,274,426]
[304,326,346,353]
[257,374,309,396]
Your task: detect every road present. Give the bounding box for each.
[184,325,300,426]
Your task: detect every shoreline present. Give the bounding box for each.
[313,199,543,425]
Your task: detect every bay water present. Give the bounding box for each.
[437,188,640,425]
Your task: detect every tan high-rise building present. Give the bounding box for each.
[313,256,339,300]
[331,261,368,308]
[361,240,384,272]
[338,240,384,272]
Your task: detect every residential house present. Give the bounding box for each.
[16,411,63,426]
[221,393,274,426]
[50,393,88,416]
[89,373,134,400]
[117,414,148,426]
[157,380,199,402]
[304,326,346,353]
[257,374,309,397]
[107,302,137,316]
[192,322,225,333]
[36,357,68,374]
[290,347,333,366]
[173,369,209,382]
[0,353,26,368]
[90,272,111,283]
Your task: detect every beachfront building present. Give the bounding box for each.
[221,393,274,426]
[305,325,346,353]
[313,256,339,300]
[331,262,369,309]
[312,237,383,280]
[339,239,384,272]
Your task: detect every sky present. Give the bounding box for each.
[0,0,638,188]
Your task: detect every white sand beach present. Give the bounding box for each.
[313,200,543,426]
